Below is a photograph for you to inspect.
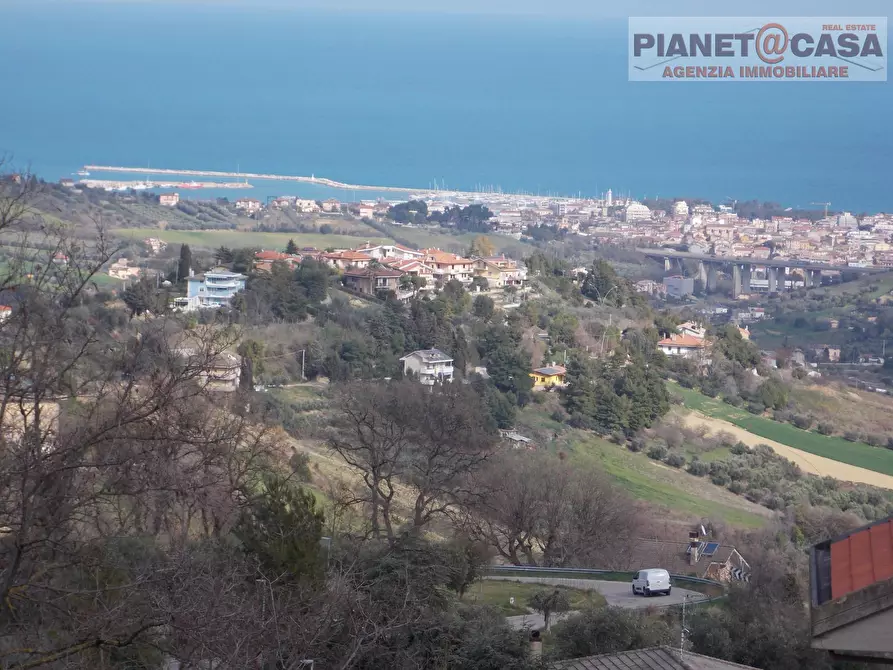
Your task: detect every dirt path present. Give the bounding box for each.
[681,411,893,490]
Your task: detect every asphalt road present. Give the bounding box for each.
[491,577,708,630]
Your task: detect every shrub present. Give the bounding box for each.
[728,481,745,495]
[647,445,668,461]
[665,453,686,468]
[843,431,860,443]
[730,442,748,455]
[817,422,834,436]
[792,415,814,430]
[866,434,886,448]
[711,473,730,487]
[746,402,765,415]
[628,437,646,453]
[723,395,743,408]
[687,460,709,477]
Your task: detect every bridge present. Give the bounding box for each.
[637,248,888,298]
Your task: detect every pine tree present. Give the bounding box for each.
[285,238,299,254]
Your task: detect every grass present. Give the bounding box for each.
[674,385,893,476]
[516,405,767,528]
[111,228,390,251]
[465,579,605,615]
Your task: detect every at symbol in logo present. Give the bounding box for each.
[756,23,789,64]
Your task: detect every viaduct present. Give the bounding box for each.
[637,249,888,298]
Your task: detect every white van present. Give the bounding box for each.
[632,569,672,596]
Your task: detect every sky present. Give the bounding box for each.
[12,0,892,18]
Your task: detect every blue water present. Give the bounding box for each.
[1,3,892,211]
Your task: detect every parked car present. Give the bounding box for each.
[632,568,671,596]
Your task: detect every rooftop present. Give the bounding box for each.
[658,334,707,349]
[550,646,758,670]
[533,366,567,376]
[342,267,404,279]
[400,348,453,363]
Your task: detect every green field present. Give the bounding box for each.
[111,228,390,251]
[516,406,768,528]
[466,579,605,615]
[674,385,893,476]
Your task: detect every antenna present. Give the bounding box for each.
[680,595,691,655]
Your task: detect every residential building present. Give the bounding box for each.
[186,267,247,308]
[0,305,11,322]
[321,251,373,270]
[254,250,303,271]
[144,237,168,254]
[159,193,180,207]
[421,248,474,283]
[678,321,707,340]
[399,349,454,385]
[473,256,527,288]
[382,259,436,287]
[107,257,141,280]
[175,348,242,393]
[171,295,201,313]
[295,198,320,213]
[235,198,262,213]
[810,515,893,662]
[624,202,652,222]
[352,243,424,261]
[663,275,694,298]
[530,364,567,388]
[657,333,707,359]
[320,198,340,212]
[672,200,689,217]
[550,647,757,670]
[341,267,403,295]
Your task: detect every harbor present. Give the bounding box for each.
[80,164,578,204]
[77,179,253,192]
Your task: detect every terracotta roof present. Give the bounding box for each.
[658,334,707,349]
[323,251,373,261]
[550,646,758,670]
[826,517,893,602]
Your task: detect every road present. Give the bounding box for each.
[490,577,708,630]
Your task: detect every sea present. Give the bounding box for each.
[1,3,892,212]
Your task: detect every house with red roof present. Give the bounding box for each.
[321,250,373,270]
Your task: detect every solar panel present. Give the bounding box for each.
[703,542,720,556]
[686,542,707,555]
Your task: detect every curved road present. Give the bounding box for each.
[487,576,708,630]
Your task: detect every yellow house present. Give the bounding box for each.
[530,365,567,388]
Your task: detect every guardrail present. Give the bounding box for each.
[483,565,726,607]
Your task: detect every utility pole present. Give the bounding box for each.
[298,349,306,381]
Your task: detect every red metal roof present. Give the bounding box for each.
[830,518,893,600]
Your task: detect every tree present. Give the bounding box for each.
[551,606,675,658]
[473,295,496,321]
[237,338,265,388]
[234,473,325,584]
[285,238,299,254]
[122,275,164,317]
[328,379,498,542]
[464,451,637,567]
[468,235,495,258]
[528,589,571,632]
[178,243,192,280]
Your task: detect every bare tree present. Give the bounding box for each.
[464,451,637,567]
[327,379,498,543]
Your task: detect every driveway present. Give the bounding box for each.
[490,576,708,630]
